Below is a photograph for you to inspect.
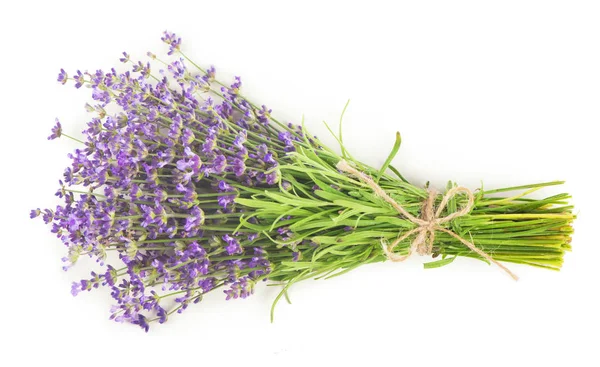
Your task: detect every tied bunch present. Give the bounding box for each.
[34,31,575,331]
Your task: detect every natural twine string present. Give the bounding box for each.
[336,160,518,281]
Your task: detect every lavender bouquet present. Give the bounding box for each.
[34,32,575,331]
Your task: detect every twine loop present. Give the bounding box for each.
[336,160,518,280]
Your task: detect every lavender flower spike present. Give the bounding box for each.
[48,119,62,140]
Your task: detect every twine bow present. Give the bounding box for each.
[336,160,518,281]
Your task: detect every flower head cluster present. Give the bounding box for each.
[35,31,311,331]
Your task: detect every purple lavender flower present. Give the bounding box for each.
[140,205,156,228]
[157,307,168,324]
[218,181,233,192]
[181,128,195,146]
[277,226,292,240]
[224,277,255,300]
[218,195,236,209]
[175,154,202,184]
[232,158,246,177]
[134,314,150,332]
[154,188,168,203]
[48,119,62,140]
[161,31,181,55]
[202,66,216,83]
[147,108,158,122]
[104,266,117,287]
[157,148,175,167]
[278,131,296,152]
[42,209,54,224]
[263,152,277,165]
[119,52,130,63]
[202,135,217,155]
[37,31,304,331]
[233,130,247,149]
[71,282,82,296]
[208,154,227,175]
[278,131,292,145]
[168,60,187,80]
[266,171,279,185]
[73,70,85,89]
[198,278,215,293]
[184,207,205,232]
[256,105,272,124]
[229,76,242,95]
[223,234,242,255]
[57,69,68,85]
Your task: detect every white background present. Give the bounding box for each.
[2,1,599,366]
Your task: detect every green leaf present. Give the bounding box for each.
[332,209,361,223]
[423,256,457,269]
[263,191,330,208]
[375,131,401,183]
[323,119,355,162]
[313,189,350,202]
[312,243,352,262]
[288,208,339,231]
[338,99,351,159]
[310,177,343,195]
[324,263,362,279]
[271,271,307,323]
[332,200,393,214]
[373,216,417,228]
[280,173,318,199]
[235,198,290,210]
[269,207,310,231]
[388,164,409,183]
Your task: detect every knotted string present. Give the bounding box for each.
[336,160,518,281]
